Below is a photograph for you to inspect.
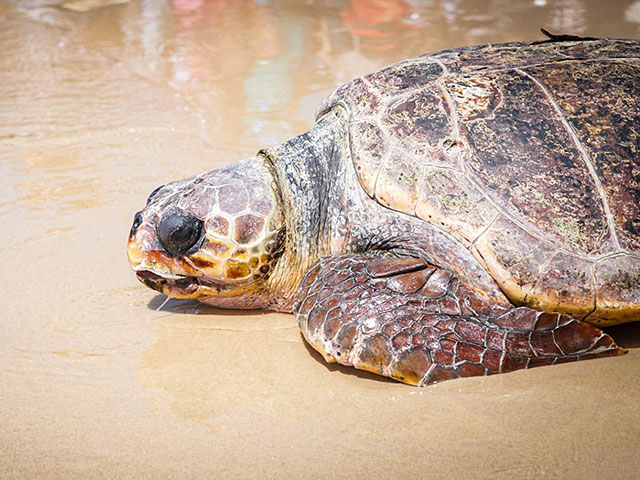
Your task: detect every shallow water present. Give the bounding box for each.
[1,0,639,478]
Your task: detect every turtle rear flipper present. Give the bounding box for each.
[294,255,625,386]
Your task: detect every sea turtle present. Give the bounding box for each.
[127,35,640,386]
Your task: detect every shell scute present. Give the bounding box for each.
[374,151,419,212]
[382,89,453,154]
[349,120,385,195]
[529,253,596,319]
[472,215,556,305]
[415,168,497,243]
[524,61,640,252]
[443,75,503,122]
[366,60,443,92]
[318,77,381,120]
[593,255,640,324]
[453,69,610,255]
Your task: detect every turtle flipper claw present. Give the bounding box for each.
[294,254,625,386]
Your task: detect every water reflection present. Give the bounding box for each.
[340,0,413,52]
[548,0,587,34]
[626,0,640,23]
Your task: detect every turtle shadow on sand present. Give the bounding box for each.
[299,334,397,384]
[147,294,262,317]
[603,323,640,349]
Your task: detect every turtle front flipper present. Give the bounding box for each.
[294,255,626,386]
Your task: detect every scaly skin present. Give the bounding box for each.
[127,157,287,309]
[295,255,625,385]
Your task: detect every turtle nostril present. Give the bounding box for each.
[130,212,143,237]
[156,209,204,257]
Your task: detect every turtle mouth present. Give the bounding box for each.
[135,270,231,297]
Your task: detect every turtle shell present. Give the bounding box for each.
[321,39,640,326]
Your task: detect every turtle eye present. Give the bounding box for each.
[156,209,204,257]
[146,184,165,205]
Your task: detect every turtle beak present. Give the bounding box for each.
[127,210,184,278]
[127,210,154,270]
[127,211,146,269]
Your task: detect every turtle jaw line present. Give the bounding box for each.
[135,269,232,297]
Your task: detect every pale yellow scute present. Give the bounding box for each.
[590,254,640,325]
[472,215,553,306]
[527,252,596,319]
[348,120,385,196]
[374,151,419,212]
[472,216,640,325]
[415,168,497,245]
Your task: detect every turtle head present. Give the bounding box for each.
[127,156,286,309]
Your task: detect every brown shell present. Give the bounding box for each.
[321,39,640,325]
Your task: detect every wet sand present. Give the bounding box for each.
[1,0,639,478]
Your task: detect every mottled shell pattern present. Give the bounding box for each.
[320,39,640,326]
